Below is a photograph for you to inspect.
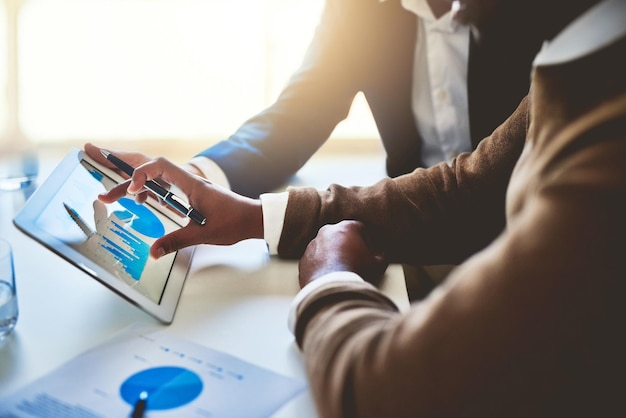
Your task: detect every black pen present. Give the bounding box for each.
[100,149,206,225]
[131,391,148,418]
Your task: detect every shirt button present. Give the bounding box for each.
[437,89,448,102]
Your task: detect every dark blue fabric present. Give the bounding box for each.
[198,0,541,198]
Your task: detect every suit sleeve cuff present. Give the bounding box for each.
[186,156,231,190]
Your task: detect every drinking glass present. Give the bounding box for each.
[0,142,39,191]
[0,239,18,341]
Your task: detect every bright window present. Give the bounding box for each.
[2,0,377,145]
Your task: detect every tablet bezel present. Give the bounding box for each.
[13,148,194,324]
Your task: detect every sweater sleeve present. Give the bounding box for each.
[278,96,530,264]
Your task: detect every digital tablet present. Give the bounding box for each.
[13,148,194,324]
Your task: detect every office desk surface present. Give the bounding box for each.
[0,151,409,417]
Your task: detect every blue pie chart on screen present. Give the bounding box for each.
[115,197,165,239]
[120,366,203,410]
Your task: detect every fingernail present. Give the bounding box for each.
[155,247,166,258]
[128,181,138,194]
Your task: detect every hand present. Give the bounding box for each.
[84,143,156,204]
[84,143,206,204]
[84,142,151,172]
[94,153,263,258]
[298,220,388,289]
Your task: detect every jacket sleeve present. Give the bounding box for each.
[197,0,372,198]
[278,96,530,265]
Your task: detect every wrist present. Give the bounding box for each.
[242,198,264,240]
[182,162,203,177]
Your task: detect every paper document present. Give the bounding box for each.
[0,329,307,417]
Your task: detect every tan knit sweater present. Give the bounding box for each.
[286,34,626,418]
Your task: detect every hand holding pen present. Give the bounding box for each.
[86,143,264,259]
[100,149,206,225]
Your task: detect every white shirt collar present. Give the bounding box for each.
[401,0,459,31]
[401,0,434,20]
[534,0,626,66]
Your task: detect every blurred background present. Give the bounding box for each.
[0,0,379,160]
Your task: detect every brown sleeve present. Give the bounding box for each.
[277,96,530,263]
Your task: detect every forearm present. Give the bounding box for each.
[294,281,401,418]
[295,204,616,418]
[278,97,529,262]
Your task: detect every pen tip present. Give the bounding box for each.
[139,391,148,400]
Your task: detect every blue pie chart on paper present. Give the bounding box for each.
[120,366,203,410]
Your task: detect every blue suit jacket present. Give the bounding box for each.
[198,0,542,197]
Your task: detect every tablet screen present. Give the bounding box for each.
[33,159,181,305]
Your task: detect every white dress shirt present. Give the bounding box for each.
[402,0,471,166]
[532,0,625,67]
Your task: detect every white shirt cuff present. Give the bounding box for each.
[259,192,289,255]
[186,156,231,190]
[287,272,365,335]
